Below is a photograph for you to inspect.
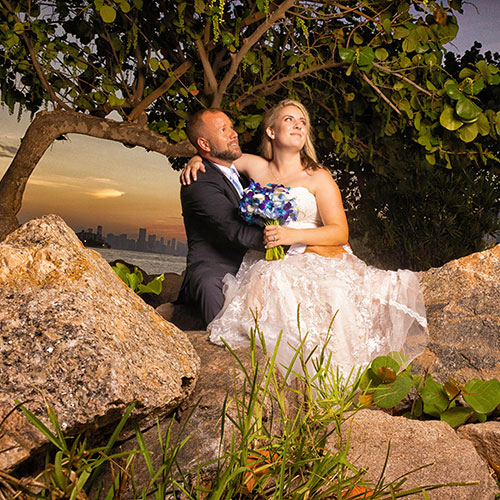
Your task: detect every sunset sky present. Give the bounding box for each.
[0,0,498,242]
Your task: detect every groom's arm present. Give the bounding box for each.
[181,175,264,251]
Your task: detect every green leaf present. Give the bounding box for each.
[476,113,490,136]
[359,368,381,391]
[339,47,355,64]
[421,375,450,417]
[331,129,344,142]
[119,1,131,13]
[425,153,436,165]
[18,403,63,451]
[459,122,478,143]
[126,272,140,291]
[244,114,263,129]
[353,32,363,45]
[475,59,492,84]
[456,98,482,121]
[373,372,413,409]
[370,355,400,374]
[112,266,128,284]
[137,274,164,295]
[444,83,463,100]
[108,94,126,107]
[439,105,462,131]
[393,26,409,39]
[440,407,473,428]
[358,46,375,70]
[375,48,389,61]
[100,5,117,23]
[149,57,159,71]
[496,112,500,135]
[463,378,500,414]
[382,18,392,34]
[458,67,476,80]
[13,22,24,34]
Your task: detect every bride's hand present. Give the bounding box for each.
[264,225,297,248]
[180,155,205,185]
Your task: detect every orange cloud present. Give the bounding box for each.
[88,189,125,199]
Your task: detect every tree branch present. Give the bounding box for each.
[212,0,298,107]
[373,62,433,96]
[132,45,146,104]
[0,109,195,239]
[361,72,402,115]
[237,59,344,109]
[127,60,193,122]
[195,39,218,95]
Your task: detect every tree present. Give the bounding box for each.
[342,40,500,270]
[1,0,499,256]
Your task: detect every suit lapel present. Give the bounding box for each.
[203,159,241,205]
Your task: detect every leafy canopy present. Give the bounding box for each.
[1,0,499,169]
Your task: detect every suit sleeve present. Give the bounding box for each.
[181,175,264,251]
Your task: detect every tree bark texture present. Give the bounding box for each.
[0,110,195,241]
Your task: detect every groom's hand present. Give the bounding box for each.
[304,245,347,258]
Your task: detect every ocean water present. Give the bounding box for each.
[93,248,186,275]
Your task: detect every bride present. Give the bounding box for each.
[183,99,428,375]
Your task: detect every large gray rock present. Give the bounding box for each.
[416,244,500,382]
[113,329,273,490]
[328,409,498,499]
[0,215,200,471]
[458,421,500,469]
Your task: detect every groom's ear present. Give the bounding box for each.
[266,127,275,140]
[197,137,211,153]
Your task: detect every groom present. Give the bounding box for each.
[177,108,264,325]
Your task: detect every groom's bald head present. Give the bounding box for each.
[187,108,217,147]
[186,108,242,165]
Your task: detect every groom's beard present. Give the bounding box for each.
[210,143,242,162]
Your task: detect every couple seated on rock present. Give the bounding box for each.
[177,99,428,375]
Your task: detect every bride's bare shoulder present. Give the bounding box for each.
[308,167,336,186]
[235,153,269,176]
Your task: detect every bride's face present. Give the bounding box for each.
[267,105,308,151]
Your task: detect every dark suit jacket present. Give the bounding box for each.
[178,159,264,306]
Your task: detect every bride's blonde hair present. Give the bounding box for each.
[260,99,321,171]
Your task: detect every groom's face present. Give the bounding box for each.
[200,111,242,165]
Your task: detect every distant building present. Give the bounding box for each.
[76,228,110,248]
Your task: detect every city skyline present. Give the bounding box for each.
[77,223,187,256]
[0,0,497,239]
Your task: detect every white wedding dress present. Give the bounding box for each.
[208,187,428,376]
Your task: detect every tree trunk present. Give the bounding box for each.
[0,110,195,241]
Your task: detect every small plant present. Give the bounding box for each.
[112,262,164,296]
[361,353,500,428]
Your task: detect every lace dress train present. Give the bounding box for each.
[208,187,428,376]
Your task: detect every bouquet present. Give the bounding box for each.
[239,181,298,260]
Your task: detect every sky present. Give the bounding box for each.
[0,0,498,241]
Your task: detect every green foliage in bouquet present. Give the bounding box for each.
[362,354,500,428]
[112,262,164,296]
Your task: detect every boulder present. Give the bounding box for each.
[458,421,500,469]
[328,409,498,499]
[0,215,200,472]
[416,244,500,382]
[110,329,272,490]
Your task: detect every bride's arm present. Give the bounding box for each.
[180,153,266,185]
[264,170,349,249]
